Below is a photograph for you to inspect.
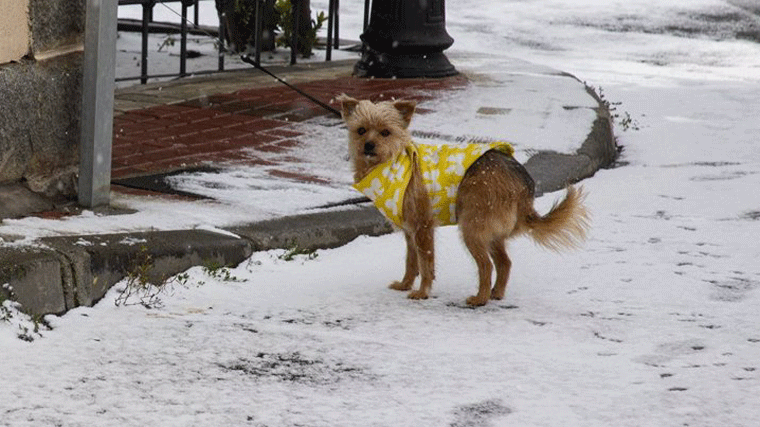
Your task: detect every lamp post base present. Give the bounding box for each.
[353,48,458,79]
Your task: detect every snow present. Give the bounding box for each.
[412,54,600,155]
[3,0,760,426]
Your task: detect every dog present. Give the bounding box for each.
[337,95,590,306]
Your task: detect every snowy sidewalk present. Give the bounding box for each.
[0,52,615,317]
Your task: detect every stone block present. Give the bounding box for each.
[41,230,253,308]
[0,247,67,315]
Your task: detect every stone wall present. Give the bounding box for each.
[0,0,85,200]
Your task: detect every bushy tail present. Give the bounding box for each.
[525,186,590,251]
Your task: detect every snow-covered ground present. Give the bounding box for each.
[3,1,760,426]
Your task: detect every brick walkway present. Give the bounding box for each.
[111,75,469,191]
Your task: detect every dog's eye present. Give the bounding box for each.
[357,127,367,136]
[380,129,391,137]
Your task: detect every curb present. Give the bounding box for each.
[227,205,392,252]
[2,230,253,315]
[525,84,616,194]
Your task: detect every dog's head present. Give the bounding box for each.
[337,94,416,181]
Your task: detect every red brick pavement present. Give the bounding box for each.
[111,75,469,185]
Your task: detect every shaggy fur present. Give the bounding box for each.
[338,95,590,306]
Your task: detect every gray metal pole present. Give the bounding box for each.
[326,0,333,61]
[333,0,339,49]
[254,0,262,65]
[78,0,117,208]
[140,1,151,84]
[180,1,188,77]
[290,0,299,65]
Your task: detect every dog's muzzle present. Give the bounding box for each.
[363,141,376,157]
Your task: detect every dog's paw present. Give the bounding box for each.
[490,289,505,300]
[466,295,489,307]
[407,290,429,300]
[389,281,413,291]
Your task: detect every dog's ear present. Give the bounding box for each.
[336,94,359,119]
[393,100,416,127]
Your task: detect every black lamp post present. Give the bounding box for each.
[354,0,457,78]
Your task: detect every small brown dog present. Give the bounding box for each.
[338,95,589,306]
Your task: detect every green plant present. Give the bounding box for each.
[114,246,180,309]
[114,250,251,308]
[225,0,326,57]
[235,0,257,28]
[591,85,640,132]
[274,0,327,58]
[157,35,177,52]
[225,0,278,53]
[174,272,191,286]
[618,110,640,131]
[1,282,18,324]
[278,244,319,262]
[1,284,51,342]
[202,260,244,282]
[1,293,13,324]
[17,314,51,342]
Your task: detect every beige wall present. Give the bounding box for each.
[0,0,30,64]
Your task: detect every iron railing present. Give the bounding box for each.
[117,0,341,84]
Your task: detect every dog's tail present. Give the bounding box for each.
[525,186,590,251]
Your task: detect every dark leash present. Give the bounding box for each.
[239,54,342,118]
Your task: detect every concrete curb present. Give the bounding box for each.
[1,72,617,318]
[1,230,253,315]
[526,84,616,194]
[227,206,392,252]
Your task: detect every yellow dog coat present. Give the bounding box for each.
[354,141,514,227]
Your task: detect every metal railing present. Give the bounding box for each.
[117,0,341,84]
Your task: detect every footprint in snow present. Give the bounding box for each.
[450,399,511,427]
[633,338,707,367]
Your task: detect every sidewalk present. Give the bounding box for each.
[0,53,616,316]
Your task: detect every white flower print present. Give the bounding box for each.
[385,187,404,217]
[422,149,439,166]
[423,168,442,192]
[430,195,443,218]
[392,163,407,182]
[363,178,384,199]
[446,183,458,199]
[445,153,466,176]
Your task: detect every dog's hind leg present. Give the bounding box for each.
[489,239,511,300]
[390,231,418,291]
[462,232,493,306]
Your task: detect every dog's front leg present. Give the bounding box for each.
[407,222,435,300]
[389,231,418,291]
[401,167,435,300]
